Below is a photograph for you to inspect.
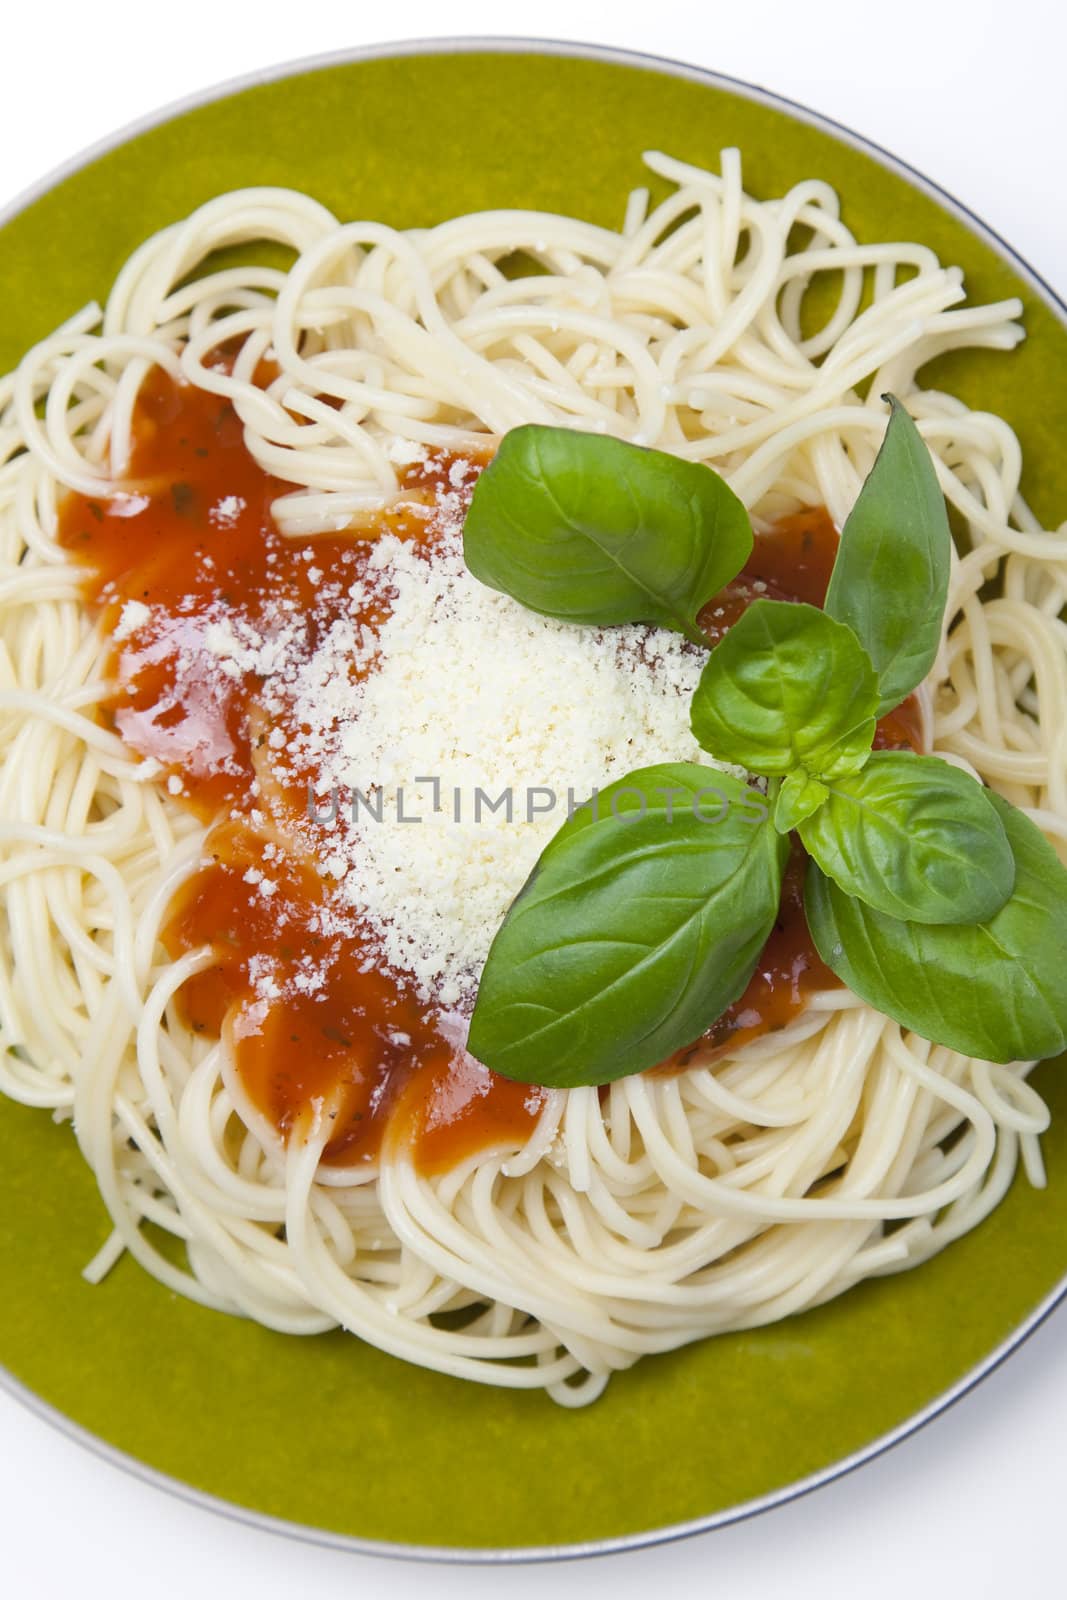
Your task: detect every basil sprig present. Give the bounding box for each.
[463,403,1067,1084]
[467,766,785,1087]
[462,425,752,645]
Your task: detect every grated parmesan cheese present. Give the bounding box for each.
[278,486,739,1007]
[114,599,151,640]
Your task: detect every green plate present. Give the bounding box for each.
[1,40,1065,1561]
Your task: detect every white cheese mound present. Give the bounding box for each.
[286,499,738,1008]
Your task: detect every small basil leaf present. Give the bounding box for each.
[690,599,879,778]
[462,426,752,645]
[467,763,788,1087]
[798,753,1015,924]
[805,793,1067,1062]
[774,771,829,834]
[824,397,951,716]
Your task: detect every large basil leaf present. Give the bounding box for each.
[799,752,1015,925]
[689,599,879,778]
[805,793,1067,1062]
[462,426,752,645]
[467,764,787,1087]
[824,398,951,716]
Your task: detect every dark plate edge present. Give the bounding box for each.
[1,31,1064,1568]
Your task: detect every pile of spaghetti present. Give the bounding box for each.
[0,150,1063,1405]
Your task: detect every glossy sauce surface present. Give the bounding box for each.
[60,376,919,1164]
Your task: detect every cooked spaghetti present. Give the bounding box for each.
[0,150,1062,1404]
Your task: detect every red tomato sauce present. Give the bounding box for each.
[59,372,541,1172]
[59,373,920,1163]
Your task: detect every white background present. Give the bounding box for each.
[1,3,1065,1595]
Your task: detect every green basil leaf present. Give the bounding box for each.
[689,599,879,778]
[799,753,1015,924]
[462,425,752,645]
[824,397,951,716]
[805,793,1067,1062]
[774,771,829,834]
[467,763,787,1087]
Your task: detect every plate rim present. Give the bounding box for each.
[2,32,1065,1567]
